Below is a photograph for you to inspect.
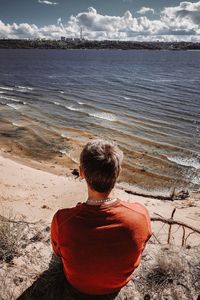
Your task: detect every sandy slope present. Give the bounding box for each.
[0,151,199,246]
[0,152,200,299]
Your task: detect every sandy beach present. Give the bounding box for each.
[0,150,200,241]
[0,149,200,299]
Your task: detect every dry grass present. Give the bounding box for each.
[146,247,185,286]
[0,216,199,300]
[0,217,27,263]
[0,215,51,300]
[135,244,200,300]
[18,256,138,300]
[0,218,27,300]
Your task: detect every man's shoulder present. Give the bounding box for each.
[53,203,83,225]
[119,200,149,217]
[117,200,151,236]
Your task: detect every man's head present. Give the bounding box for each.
[80,139,123,193]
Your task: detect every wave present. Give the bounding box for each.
[144,78,182,83]
[0,95,26,105]
[12,122,21,127]
[54,101,83,112]
[54,100,117,122]
[58,148,78,163]
[167,155,200,169]
[77,101,84,105]
[15,85,34,91]
[65,106,82,112]
[89,112,117,122]
[54,101,61,106]
[6,103,21,110]
[15,85,34,93]
[0,86,14,91]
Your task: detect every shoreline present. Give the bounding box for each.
[0,133,199,199]
[0,120,198,198]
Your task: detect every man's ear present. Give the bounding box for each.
[79,166,84,179]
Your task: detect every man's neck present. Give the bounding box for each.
[87,186,114,203]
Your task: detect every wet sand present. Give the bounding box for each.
[1,116,197,198]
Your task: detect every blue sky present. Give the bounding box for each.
[0,0,185,25]
[0,0,200,41]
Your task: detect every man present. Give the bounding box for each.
[51,139,151,297]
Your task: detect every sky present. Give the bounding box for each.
[0,0,200,41]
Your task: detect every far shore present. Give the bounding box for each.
[1,39,200,51]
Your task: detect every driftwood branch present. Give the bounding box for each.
[151,216,200,234]
[185,231,196,245]
[124,189,173,200]
[167,208,176,243]
[151,233,161,244]
[182,226,186,247]
[151,208,200,246]
[123,187,190,201]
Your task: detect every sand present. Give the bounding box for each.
[0,150,200,299]
[0,150,200,246]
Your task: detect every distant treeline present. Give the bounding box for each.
[0,39,200,50]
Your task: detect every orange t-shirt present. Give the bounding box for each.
[51,200,151,295]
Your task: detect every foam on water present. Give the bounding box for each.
[54,101,61,106]
[0,95,26,105]
[0,86,14,91]
[7,103,21,110]
[61,133,70,139]
[167,156,200,169]
[0,95,20,102]
[58,149,78,163]
[2,96,19,101]
[89,112,117,122]
[16,86,34,92]
[0,49,200,191]
[54,102,81,112]
[66,106,81,111]
[12,122,21,127]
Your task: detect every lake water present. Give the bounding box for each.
[0,49,200,194]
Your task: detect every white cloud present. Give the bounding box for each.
[57,17,62,25]
[137,7,155,15]
[38,0,58,5]
[1,1,200,41]
[0,20,65,39]
[160,1,200,35]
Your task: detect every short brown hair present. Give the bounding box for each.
[80,139,123,193]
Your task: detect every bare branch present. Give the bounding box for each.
[151,217,200,235]
[182,226,186,247]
